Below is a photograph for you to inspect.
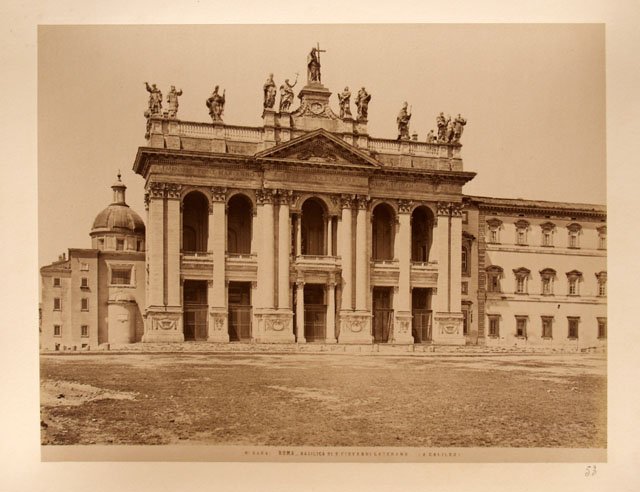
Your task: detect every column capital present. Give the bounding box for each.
[276,189,293,206]
[450,202,464,217]
[340,194,356,209]
[211,186,227,203]
[436,201,452,216]
[355,195,370,210]
[295,279,305,289]
[147,181,166,199]
[144,192,150,210]
[398,199,413,214]
[165,183,183,200]
[256,188,276,205]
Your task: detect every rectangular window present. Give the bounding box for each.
[568,233,578,248]
[598,281,606,297]
[542,231,552,246]
[53,298,61,311]
[598,233,606,250]
[98,238,104,249]
[488,316,500,337]
[517,229,526,245]
[53,277,60,287]
[516,317,527,338]
[81,277,88,288]
[568,317,579,339]
[542,317,553,338]
[516,277,525,294]
[461,247,469,276]
[54,325,61,337]
[597,318,607,339]
[462,211,468,224]
[81,298,89,311]
[542,278,552,295]
[111,267,132,285]
[81,325,89,337]
[80,262,89,271]
[116,239,125,251]
[568,279,578,296]
[489,230,498,243]
[461,282,468,295]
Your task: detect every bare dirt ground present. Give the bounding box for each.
[40,352,606,447]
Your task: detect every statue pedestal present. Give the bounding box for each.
[253,309,295,343]
[432,312,465,345]
[337,311,373,344]
[142,307,184,343]
[391,312,414,345]
[207,308,229,343]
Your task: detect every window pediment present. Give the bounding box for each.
[565,270,583,279]
[539,268,557,278]
[513,267,531,278]
[486,218,502,228]
[567,223,582,232]
[540,222,556,231]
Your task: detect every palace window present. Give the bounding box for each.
[53,277,60,287]
[595,271,607,297]
[486,265,503,293]
[81,298,89,311]
[53,297,61,311]
[54,325,61,337]
[80,262,89,271]
[540,222,555,247]
[515,220,529,246]
[515,316,528,338]
[486,218,502,244]
[81,277,88,288]
[110,266,132,286]
[461,282,468,295]
[488,315,500,337]
[568,317,580,339]
[81,325,89,337]
[540,268,556,295]
[597,226,607,250]
[462,211,469,224]
[597,317,607,339]
[116,238,125,251]
[567,223,582,248]
[513,267,530,294]
[541,316,553,338]
[566,270,582,296]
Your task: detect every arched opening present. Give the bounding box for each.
[182,192,209,253]
[411,206,434,262]
[301,198,326,255]
[372,203,395,261]
[227,194,253,254]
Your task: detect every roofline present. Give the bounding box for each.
[464,194,606,215]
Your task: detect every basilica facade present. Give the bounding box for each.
[40,52,607,351]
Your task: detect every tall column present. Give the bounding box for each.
[296,280,305,343]
[296,213,302,256]
[392,200,414,343]
[208,187,229,342]
[338,196,353,311]
[326,279,336,343]
[277,191,291,309]
[355,196,369,311]
[143,182,184,343]
[432,201,464,345]
[327,216,334,256]
[255,189,275,310]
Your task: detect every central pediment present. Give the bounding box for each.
[254,128,380,168]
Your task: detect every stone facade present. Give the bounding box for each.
[40,58,606,351]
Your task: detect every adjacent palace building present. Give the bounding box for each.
[40,50,607,351]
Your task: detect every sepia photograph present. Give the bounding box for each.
[36,24,609,462]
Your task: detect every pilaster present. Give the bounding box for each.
[326,279,337,343]
[295,280,306,343]
[393,200,414,344]
[208,187,229,342]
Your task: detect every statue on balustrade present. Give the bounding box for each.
[263,73,277,109]
[338,86,352,119]
[144,82,162,117]
[166,86,183,118]
[436,112,447,142]
[307,46,322,83]
[426,129,437,143]
[355,87,371,122]
[445,116,455,143]
[206,85,226,122]
[452,114,467,143]
[279,75,297,112]
[397,102,412,140]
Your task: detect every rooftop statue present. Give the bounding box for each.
[426,129,437,143]
[397,102,412,140]
[144,82,163,117]
[307,43,326,83]
[338,86,352,119]
[278,75,298,112]
[206,85,226,122]
[263,73,277,109]
[452,114,467,143]
[355,87,371,122]
[445,115,455,143]
[166,85,183,119]
[436,112,447,142]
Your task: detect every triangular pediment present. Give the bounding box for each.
[254,128,380,167]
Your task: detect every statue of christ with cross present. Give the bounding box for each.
[307,43,326,84]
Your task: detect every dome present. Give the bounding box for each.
[91,204,145,235]
[90,173,145,237]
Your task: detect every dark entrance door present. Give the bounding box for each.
[304,284,326,342]
[228,282,252,341]
[183,280,208,341]
[372,287,393,343]
[412,288,432,343]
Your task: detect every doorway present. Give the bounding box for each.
[183,280,208,341]
[228,282,252,341]
[372,287,393,343]
[304,284,326,342]
[412,288,432,343]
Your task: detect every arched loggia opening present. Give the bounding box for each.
[227,194,253,254]
[182,191,209,253]
[411,206,435,262]
[372,203,395,261]
[301,198,326,255]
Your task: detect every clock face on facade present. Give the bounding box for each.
[310,102,323,115]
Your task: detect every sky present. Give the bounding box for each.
[38,24,606,267]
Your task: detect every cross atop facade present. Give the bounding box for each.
[315,42,327,64]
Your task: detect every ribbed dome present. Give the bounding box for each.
[91,204,145,235]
